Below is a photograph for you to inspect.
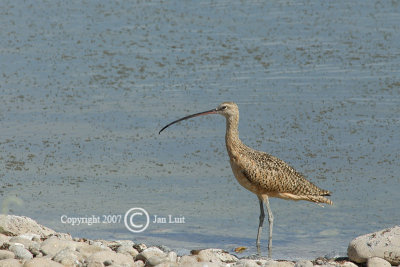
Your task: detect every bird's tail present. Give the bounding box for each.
[308,195,333,205]
[274,192,333,205]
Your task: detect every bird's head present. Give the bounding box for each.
[215,102,238,118]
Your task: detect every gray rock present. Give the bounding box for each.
[115,240,135,247]
[280,261,295,267]
[264,260,294,267]
[8,236,35,249]
[183,263,221,267]
[91,240,110,250]
[348,225,400,265]
[133,243,147,253]
[117,245,139,258]
[294,260,313,267]
[156,245,171,253]
[0,250,14,260]
[0,258,23,267]
[193,248,237,263]
[8,244,32,260]
[313,264,336,267]
[0,235,10,247]
[133,260,145,267]
[40,236,85,257]
[178,255,198,265]
[27,241,41,257]
[232,259,266,267]
[167,251,177,263]
[51,232,73,241]
[52,247,83,266]
[241,254,270,260]
[23,257,64,267]
[103,259,113,266]
[153,262,178,267]
[86,250,135,266]
[367,256,391,267]
[314,257,327,265]
[146,256,166,266]
[136,247,167,264]
[0,215,55,237]
[234,259,264,267]
[77,243,109,259]
[340,262,358,267]
[17,234,40,241]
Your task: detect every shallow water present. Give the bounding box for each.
[1,0,400,260]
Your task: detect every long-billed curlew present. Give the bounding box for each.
[159,102,333,257]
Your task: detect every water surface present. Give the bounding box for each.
[1,0,399,260]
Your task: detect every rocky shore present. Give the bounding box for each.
[0,215,399,267]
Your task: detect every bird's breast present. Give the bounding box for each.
[229,159,264,196]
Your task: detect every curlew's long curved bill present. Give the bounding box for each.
[159,108,217,134]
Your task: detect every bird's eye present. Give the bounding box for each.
[221,106,227,110]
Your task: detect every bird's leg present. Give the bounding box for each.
[256,197,265,255]
[265,196,274,258]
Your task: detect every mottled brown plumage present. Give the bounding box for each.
[159,101,333,257]
[220,102,332,206]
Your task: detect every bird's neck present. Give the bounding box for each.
[225,115,243,158]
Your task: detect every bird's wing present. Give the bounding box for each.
[241,150,331,197]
